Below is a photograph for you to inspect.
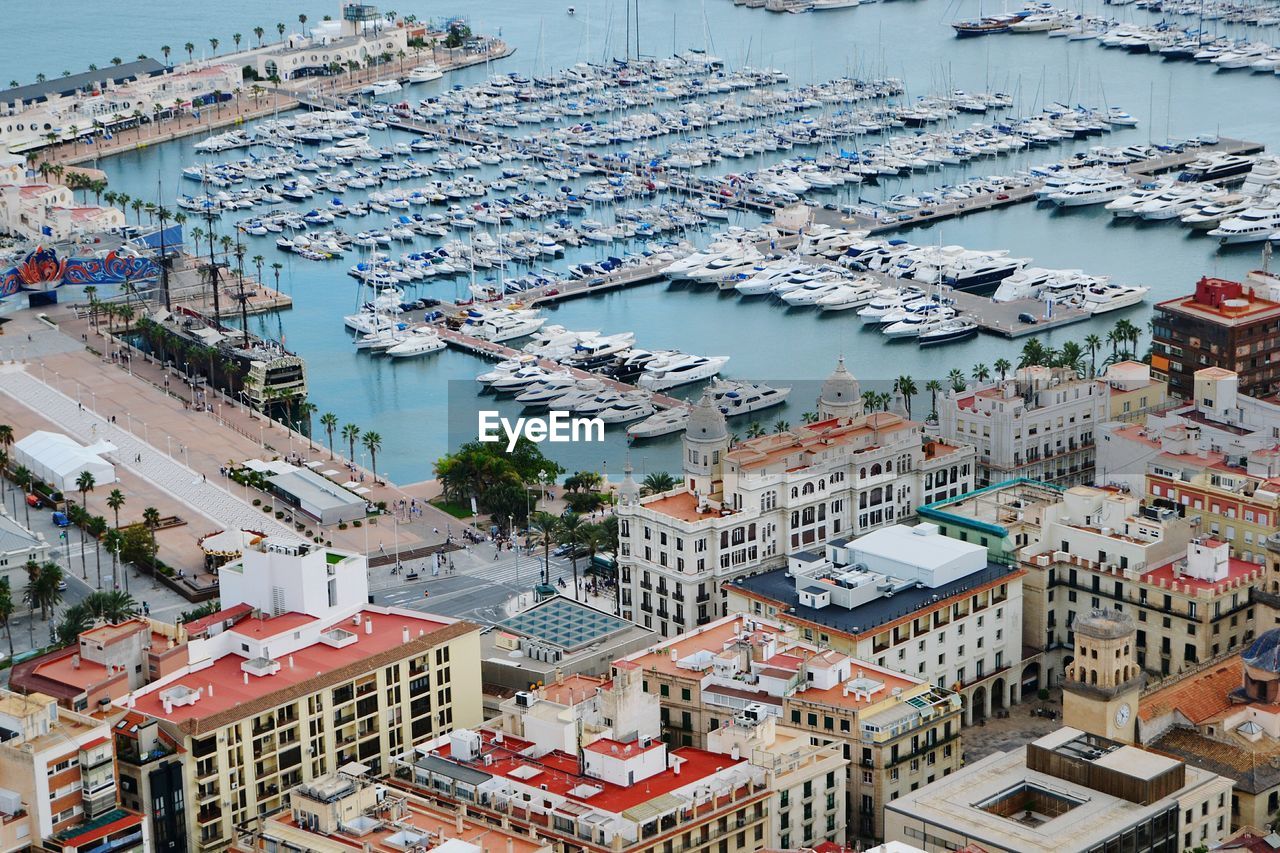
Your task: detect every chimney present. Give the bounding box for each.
[669,647,678,662]
[506,839,514,853]
[243,672,249,685]
[352,613,362,626]
[365,618,373,635]
[731,745,740,761]
[402,627,411,644]
[673,760,681,776]
[208,684,215,698]
[72,654,81,670]
[455,812,464,834]
[288,655,294,669]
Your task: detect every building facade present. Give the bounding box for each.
[1151,272,1280,399]
[617,358,973,638]
[936,366,1109,488]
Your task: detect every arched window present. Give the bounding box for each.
[885,460,893,473]
[818,479,826,491]
[802,483,814,496]
[870,463,882,477]
[859,467,866,479]
[791,487,798,499]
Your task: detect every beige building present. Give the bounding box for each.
[1061,609,1145,743]
[1101,360,1168,421]
[0,690,148,853]
[884,727,1233,853]
[614,614,962,844]
[115,539,483,851]
[936,366,1109,487]
[617,357,973,638]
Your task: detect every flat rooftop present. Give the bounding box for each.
[126,609,450,725]
[732,561,1020,639]
[886,742,1199,853]
[918,478,1064,535]
[618,615,786,678]
[1156,290,1280,327]
[1142,554,1261,594]
[429,729,747,815]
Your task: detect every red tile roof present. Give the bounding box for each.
[1138,658,1242,723]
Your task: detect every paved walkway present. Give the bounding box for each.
[0,366,298,540]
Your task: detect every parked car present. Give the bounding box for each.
[25,493,42,508]
[51,511,71,527]
[1018,312,1038,325]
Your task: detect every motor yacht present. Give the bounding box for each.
[1208,206,1280,243]
[1081,284,1150,314]
[476,355,538,385]
[386,329,446,358]
[407,65,444,83]
[710,381,791,416]
[857,288,926,324]
[780,278,849,306]
[883,305,958,337]
[490,366,563,394]
[918,316,979,346]
[637,353,730,390]
[598,395,657,424]
[515,375,588,408]
[1046,175,1134,206]
[816,279,881,310]
[468,312,547,342]
[627,407,691,440]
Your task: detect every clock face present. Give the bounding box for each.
[1115,703,1131,727]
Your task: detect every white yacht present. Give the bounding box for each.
[1046,175,1134,207]
[468,312,547,342]
[1180,195,1251,230]
[477,355,538,385]
[386,329,446,358]
[917,316,979,347]
[1208,206,1280,243]
[627,407,691,440]
[1136,186,1223,221]
[780,278,849,306]
[637,354,730,390]
[1105,182,1173,217]
[598,395,657,424]
[1082,284,1150,314]
[857,288,926,324]
[362,79,403,96]
[407,65,444,83]
[685,249,767,284]
[816,279,880,311]
[516,375,591,407]
[710,381,791,415]
[883,306,958,338]
[490,366,563,393]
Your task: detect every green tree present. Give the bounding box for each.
[57,603,95,647]
[320,413,339,459]
[1084,334,1102,378]
[1058,340,1085,376]
[640,472,676,496]
[75,471,96,579]
[994,357,1012,382]
[14,465,32,528]
[24,562,63,620]
[342,423,361,463]
[82,589,140,622]
[102,528,124,593]
[184,42,195,63]
[106,488,126,529]
[0,579,14,657]
[1019,338,1048,368]
[142,507,161,588]
[254,26,265,47]
[895,375,917,419]
[87,515,107,589]
[558,512,585,600]
[361,431,382,483]
[528,511,559,587]
[947,368,966,393]
[772,419,790,434]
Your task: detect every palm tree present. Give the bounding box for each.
[772,419,790,434]
[161,45,172,65]
[361,431,383,483]
[1019,338,1048,368]
[948,368,966,393]
[25,562,63,620]
[341,423,361,465]
[102,528,124,594]
[0,579,14,657]
[254,26,265,47]
[76,471,96,579]
[558,512,585,600]
[529,511,559,587]
[1083,334,1102,377]
[298,13,308,35]
[14,465,32,528]
[1058,340,1085,376]
[209,38,220,56]
[640,472,676,496]
[106,488,126,529]
[83,589,140,622]
[276,22,286,40]
[994,357,1012,382]
[971,363,991,383]
[800,411,819,424]
[745,422,766,439]
[87,516,107,589]
[895,375,917,418]
[233,33,242,51]
[142,507,161,588]
[184,42,195,63]
[320,413,339,458]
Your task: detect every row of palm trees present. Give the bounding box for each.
[525,511,618,606]
[316,414,384,484]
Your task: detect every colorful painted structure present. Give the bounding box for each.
[0,245,159,303]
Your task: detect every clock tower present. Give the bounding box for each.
[1062,608,1144,743]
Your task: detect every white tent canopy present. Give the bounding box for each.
[12,430,117,493]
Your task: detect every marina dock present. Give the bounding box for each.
[434,325,687,411]
[830,137,1266,234]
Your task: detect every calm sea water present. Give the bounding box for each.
[16,0,1280,482]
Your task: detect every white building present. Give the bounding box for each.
[729,523,1025,722]
[253,10,409,81]
[0,154,125,241]
[0,511,49,583]
[216,536,369,620]
[11,430,116,493]
[617,357,974,638]
[936,366,1108,488]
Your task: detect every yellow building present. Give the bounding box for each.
[1102,361,1168,421]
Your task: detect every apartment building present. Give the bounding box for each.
[614,614,962,843]
[111,711,187,852]
[936,366,1108,487]
[0,690,148,853]
[1151,272,1280,400]
[11,617,187,714]
[0,510,48,581]
[918,478,1065,564]
[884,727,1233,853]
[115,537,483,851]
[230,767,552,853]
[617,357,973,638]
[1018,485,1275,679]
[1101,361,1169,421]
[725,524,1025,723]
[407,667,772,853]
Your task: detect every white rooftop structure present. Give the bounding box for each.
[841,522,988,588]
[12,430,116,492]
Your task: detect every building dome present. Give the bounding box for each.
[1244,628,1280,674]
[617,461,640,506]
[820,356,860,407]
[686,391,728,443]
[1073,608,1136,641]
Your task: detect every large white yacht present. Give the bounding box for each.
[468,312,547,342]
[386,328,446,358]
[1046,175,1134,207]
[1208,206,1280,243]
[637,354,730,390]
[407,65,444,83]
[1082,284,1150,314]
[816,279,881,311]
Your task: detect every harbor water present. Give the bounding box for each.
[14,0,1280,483]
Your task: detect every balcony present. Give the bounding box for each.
[197,804,223,826]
